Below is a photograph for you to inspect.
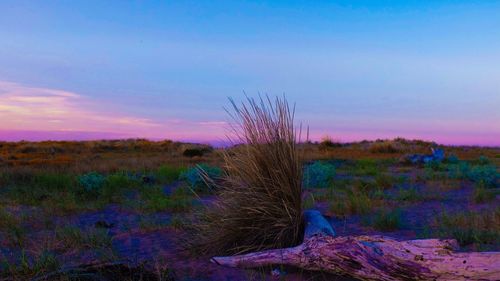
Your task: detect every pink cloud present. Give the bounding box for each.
[0,81,227,143]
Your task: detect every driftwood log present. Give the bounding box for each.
[212,210,500,281]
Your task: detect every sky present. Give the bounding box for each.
[0,1,499,146]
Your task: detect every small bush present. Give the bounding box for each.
[467,165,498,188]
[188,96,303,255]
[179,164,222,191]
[141,186,193,213]
[33,173,74,192]
[78,172,105,198]
[354,159,379,176]
[445,154,459,164]
[369,142,400,153]
[182,146,212,157]
[447,161,470,179]
[424,160,446,171]
[156,165,186,184]
[303,161,336,188]
[477,156,491,166]
[101,172,139,202]
[318,137,342,150]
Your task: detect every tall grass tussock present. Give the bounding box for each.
[188,96,303,255]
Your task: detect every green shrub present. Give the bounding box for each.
[477,156,491,165]
[447,161,498,188]
[33,173,74,192]
[354,159,379,176]
[467,165,498,188]
[447,161,470,179]
[424,161,446,171]
[318,137,342,150]
[303,161,336,188]
[101,172,139,202]
[182,147,212,157]
[156,165,186,184]
[78,172,105,198]
[141,186,193,213]
[445,154,459,164]
[179,164,222,191]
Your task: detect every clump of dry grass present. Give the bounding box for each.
[188,96,303,255]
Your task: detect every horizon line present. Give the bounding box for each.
[0,129,498,149]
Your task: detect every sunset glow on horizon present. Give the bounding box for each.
[1,1,499,146]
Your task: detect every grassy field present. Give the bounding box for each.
[0,138,499,280]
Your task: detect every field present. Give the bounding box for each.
[0,138,499,280]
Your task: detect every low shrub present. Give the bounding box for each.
[33,173,75,192]
[179,164,222,191]
[477,156,491,166]
[182,146,212,158]
[141,186,193,213]
[447,161,498,188]
[78,172,106,198]
[445,154,459,164]
[101,172,140,202]
[467,165,498,188]
[424,160,446,172]
[318,137,342,150]
[303,161,336,188]
[354,159,379,176]
[369,142,401,153]
[156,164,186,184]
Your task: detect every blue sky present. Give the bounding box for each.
[0,1,499,145]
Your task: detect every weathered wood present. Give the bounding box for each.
[211,211,500,281]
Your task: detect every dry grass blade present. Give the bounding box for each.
[188,96,303,255]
